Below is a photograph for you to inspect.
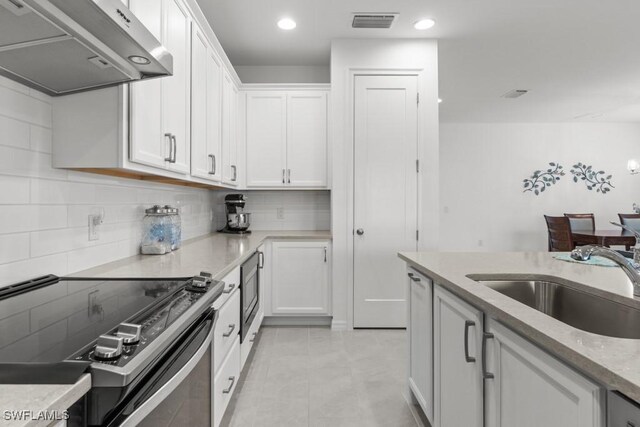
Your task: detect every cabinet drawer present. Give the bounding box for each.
[240,312,261,370]
[213,288,240,373]
[213,266,240,310]
[213,336,240,427]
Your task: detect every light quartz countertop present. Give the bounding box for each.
[0,374,90,427]
[72,230,332,280]
[399,251,640,402]
[2,231,330,426]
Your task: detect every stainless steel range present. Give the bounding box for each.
[0,273,223,426]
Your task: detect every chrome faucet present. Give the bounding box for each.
[571,245,640,296]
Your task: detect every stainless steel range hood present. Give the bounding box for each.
[0,0,173,96]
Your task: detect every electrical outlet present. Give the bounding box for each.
[276,208,285,220]
[89,214,102,241]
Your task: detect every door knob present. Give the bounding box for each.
[356,229,364,236]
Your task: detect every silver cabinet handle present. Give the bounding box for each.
[222,324,236,338]
[249,332,257,343]
[464,321,476,363]
[282,168,286,184]
[356,228,364,236]
[407,272,420,282]
[222,283,236,294]
[222,376,235,394]
[482,332,494,379]
[258,251,264,269]
[208,154,216,175]
[324,247,327,263]
[170,135,177,163]
[231,165,237,181]
[164,133,173,162]
[287,168,291,184]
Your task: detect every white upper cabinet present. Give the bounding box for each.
[129,0,191,174]
[245,90,328,189]
[245,91,287,187]
[287,92,328,187]
[190,24,222,181]
[128,0,164,169]
[222,71,239,185]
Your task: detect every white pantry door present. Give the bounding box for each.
[353,75,418,328]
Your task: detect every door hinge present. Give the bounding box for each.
[416,159,419,173]
[416,230,419,241]
[417,93,420,105]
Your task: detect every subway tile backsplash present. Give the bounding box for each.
[0,77,215,287]
[212,190,331,231]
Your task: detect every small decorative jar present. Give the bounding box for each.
[141,205,172,255]
[164,205,182,250]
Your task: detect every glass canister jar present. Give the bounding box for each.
[141,205,172,255]
[164,205,182,250]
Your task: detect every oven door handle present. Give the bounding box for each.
[117,308,218,427]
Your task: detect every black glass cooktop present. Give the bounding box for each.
[0,276,187,363]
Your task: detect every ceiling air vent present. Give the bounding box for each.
[352,14,397,29]
[501,89,529,99]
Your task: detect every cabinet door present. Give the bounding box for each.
[286,92,328,188]
[245,91,287,187]
[162,0,190,174]
[271,241,330,315]
[190,26,222,181]
[407,268,433,423]
[128,0,165,169]
[434,285,484,427]
[222,72,239,185]
[485,319,604,427]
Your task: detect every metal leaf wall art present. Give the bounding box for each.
[570,163,614,194]
[523,162,565,195]
[522,162,615,196]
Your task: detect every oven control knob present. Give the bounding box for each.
[116,323,142,345]
[94,335,123,360]
[199,271,213,283]
[192,276,207,288]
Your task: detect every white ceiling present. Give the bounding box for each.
[196,0,640,122]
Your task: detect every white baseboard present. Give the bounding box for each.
[330,319,348,331]
[262,316,332,326]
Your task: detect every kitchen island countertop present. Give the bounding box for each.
[399,251,640,403]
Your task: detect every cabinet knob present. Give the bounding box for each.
[356,228,364,236]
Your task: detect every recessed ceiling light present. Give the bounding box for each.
[414,18,435,30]
[277,18,297,30]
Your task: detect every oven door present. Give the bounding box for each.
[104,307,217,427]
[240,251,261,342]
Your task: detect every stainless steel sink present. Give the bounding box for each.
[470,278,640,339]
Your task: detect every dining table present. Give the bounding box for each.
[571,229,636,248]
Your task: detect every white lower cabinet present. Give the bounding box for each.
[485,318,604,427]
[213,335,240,427]
[407,268,433,422]
[407,271,606,427]
[433,285,484,427]
[212,289,240,373]
[270,241,331,315]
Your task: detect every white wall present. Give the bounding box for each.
[330,39,439,329]
[440,122,640,251]
[0,77,216,286]
[234,65,330,84]
[212,190,330,231]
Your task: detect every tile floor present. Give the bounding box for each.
[220,326,421,427]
